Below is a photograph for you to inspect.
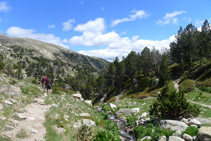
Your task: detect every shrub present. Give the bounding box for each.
[134,124,175,140]
[126,114,136,126]
[32,79,38,84]
[168,81,176,92]
[179,79,195,93]
[149,86,200,119]
[196,78,211,91]
[93,130,121,141]
[75,124,93,141]
[181,126,199,137]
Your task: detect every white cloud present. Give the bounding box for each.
[111,10,148,27]
[62,19,75,31]
[7,26,68,48]
[48,25,55,29]
[157,11,186,25]
[195,19,204,27]
[70,18,175,61]
[0,1,10,12]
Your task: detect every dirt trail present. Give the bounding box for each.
[3,98,49,141]
[188,100,211,109]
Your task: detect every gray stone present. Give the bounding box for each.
[173,130,182,136]
[84,100,92,106]
[95,106,102,112]
[140,112,148,118]
[189,119,201,126]
[31,128,38,134]
[159,135,167,141]
[141,136,152,141]
[198,127,211,141]
[80,113,90,117]
[72,93,83,101]
[182,133,193,141]
[169,136,185,141]
[4,100,13,105]
[160,120,188,132]
[82,119,96,127]
[109,103,117,109]
[73,122,82,129]
[17,113,27,119]
[0,104,3,110]
[116,109,131,116]
[131,108,140,115]
[195,118,211,125]
[190,124,198,128]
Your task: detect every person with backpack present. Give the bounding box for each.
[45,78,52,94]
[41,76,48,88]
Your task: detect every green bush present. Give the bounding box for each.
[196,78,211,91]
[75,124,93,141]
[134,124,175,140]
[126,114,136,126]
[180,79,195,93]
[149,86,200,119]
[168,81,176,92]
[182,126,199,137]
[93,130,121,141]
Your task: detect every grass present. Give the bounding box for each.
[16,128,28,138]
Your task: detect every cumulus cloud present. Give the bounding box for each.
[48,25,55,29]
[62,19,75,31]
[7,26,68,48]
[157,11,186,25]
[111,10,148,27]
[70,18,175,61]
[0,1,10,12]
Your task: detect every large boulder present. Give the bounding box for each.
[158,135,167,141]
[168,136,185,141]
[160,120,188,132]
[198,127,211,141]
[182,133,193,141]
[116,109,131,116]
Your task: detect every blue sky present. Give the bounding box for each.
[0,0,211,61]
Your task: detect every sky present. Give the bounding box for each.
[0,0,211,61]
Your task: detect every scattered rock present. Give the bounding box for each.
[0,104,3,110]
[169,136,185,141]
[198,127,211,141]
[159,135,167,141]
[95,106,102,112]
[84,100,92,106]
[4,100,13,105]
[10,99,17,104]
[28,117,35,121]
[31,128,38,134]
[195,118,211,125]
[140,112,148,118]
[64,115,69,121]
[72,93,84,101]
[160,120,188,132]
[73,122,82,129]
[109,103,117,109]
[182,133,193,141]
[131,108,140,115]
[80,113,90,117]
[51,104,58,107]
[116,109,131,116]
[190,124,198,128]
[173,130,182,137]
[189,119,201,126]
[141,136,152,141]
[53,126,65,134]
[17,113,27,119]
[82,119,96,127]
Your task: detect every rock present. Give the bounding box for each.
[169,136,185,141]
[160,120,188,132]
[141,136,152,141]
[31,128,38,134]
[198,127,211,141]
[4,100,13,105]
[84,100,92,106]
[189,119,201,126]
[109,103,117,109]
[131,108,140,115]
[173,130,182,136]
[195,118,211,125]
[51,104,58,107]
[10,99,17,104]
[28,117,35,121]
[95,106,102,112]
[82,119,96,127]
[182,133,193,141]
[116,109,131,116]
[190,124,198,128]
[55,127,65,134]
[80,113,90,117]
[140,112,148,118]
[64,115,69,121]
[65,84,70,89]
[159,135,167,141]
[0,104,3,110]
[72,93,83,101]
[73,122,82,129]
[17,113,27,119]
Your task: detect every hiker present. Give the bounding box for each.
[41,76,47,88]
[45,78,52,94]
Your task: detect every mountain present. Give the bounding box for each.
[0,33,108,80]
